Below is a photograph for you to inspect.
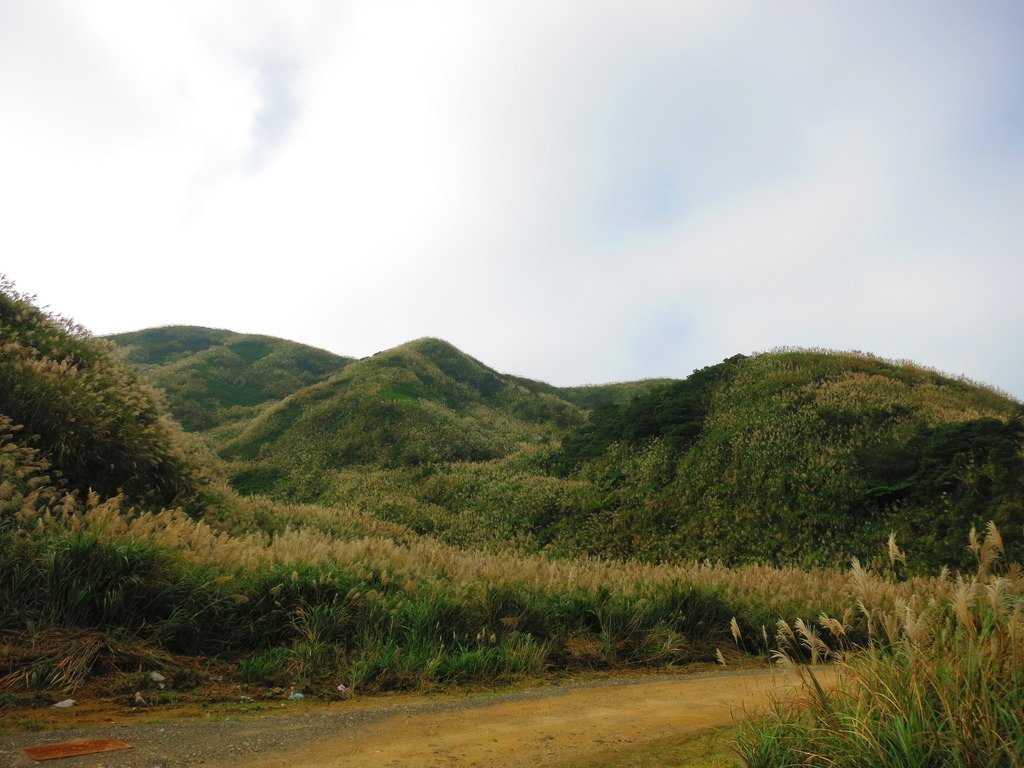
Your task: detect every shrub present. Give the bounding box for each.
[0,279,199,509]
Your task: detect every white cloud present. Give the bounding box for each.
[2,0,1022,397]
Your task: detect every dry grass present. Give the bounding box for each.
[0,629,167,693]
[44,495,961,624]
[736,524,1024,767]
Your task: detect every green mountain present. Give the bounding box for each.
[557,350,1023,567]
[101,329,673,551]
[106,326,354,431]
[0,285,200,510]
[505,375,678,409]
[7,285,1022,716]
[105,321,1023,569]
[215,338,583,496]
[229,344,1022,568]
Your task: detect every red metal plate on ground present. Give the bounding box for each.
[23,738,133,761]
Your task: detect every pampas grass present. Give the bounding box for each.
[735,524,1024,767]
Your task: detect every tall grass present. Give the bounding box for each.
[0,279,199,509]
[0,500,749,691]
[2,487,970,695]
[735,524,1024,767]
[6,282,1021,706]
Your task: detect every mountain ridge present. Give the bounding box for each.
[103,324,1024,568]
[106,326,355,431]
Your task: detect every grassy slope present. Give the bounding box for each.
[0,288,200,510]
[235,346,1022,568]
[107,326,354,431]
[568,350,1023,567]
[558,379,678,409]
[505,374,678,409]
[226,342,1021,568]
[216,338,581,478]
[107,324,1023,569]
[7,294,754,693]
[0,286,769,687]
[6,286,1022,737]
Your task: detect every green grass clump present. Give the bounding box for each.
[1,530,234,654]
[238,647,292,684]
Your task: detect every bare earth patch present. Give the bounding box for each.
[0,668,818,768]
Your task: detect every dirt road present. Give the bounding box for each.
[1,668,816,768]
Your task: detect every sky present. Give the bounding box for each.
[2,1,1023,397]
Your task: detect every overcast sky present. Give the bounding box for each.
[2,1,1022,396]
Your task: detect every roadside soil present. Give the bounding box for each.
[0,667,824,768]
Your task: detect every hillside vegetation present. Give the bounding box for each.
[737,523,1024,767]
[4,282,1024,768]
[560,350,1023,567]
[1,285,750,695]
[121,323,1023,570]
[0,282,199,510]
[210,338,583,497]
[0,285,824,697]
[106,326,353,431]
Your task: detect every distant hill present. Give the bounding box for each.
[103,322,1023,569]
[504,375,678,409]
[107,326,354,431]
[555,350,1024,567]
[542,379,682,409]
[215,338,584,497]
[553,355,747,473]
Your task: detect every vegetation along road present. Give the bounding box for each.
[0,668,814,768]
